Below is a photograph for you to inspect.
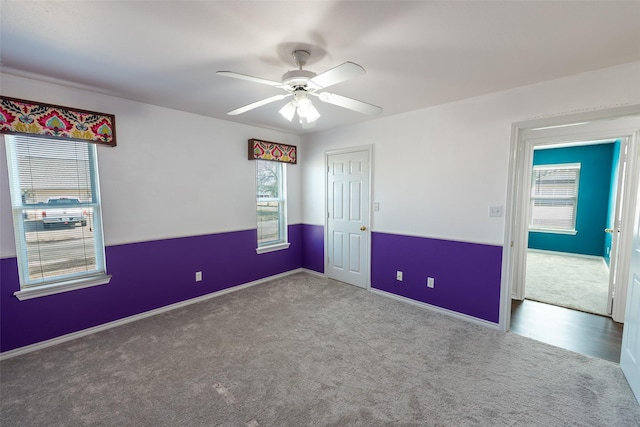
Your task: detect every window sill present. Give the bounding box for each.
[256,242,290,254]
[14,274,112,301]
[529,229,578,236]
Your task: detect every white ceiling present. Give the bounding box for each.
[2,1,639,135]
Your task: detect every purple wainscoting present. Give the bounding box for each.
[371,232,502,323]
[301,224,324,273]
[0,225,302,353]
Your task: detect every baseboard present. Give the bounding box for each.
[527,248,605,261]
[2,269,498,360]
[300,268,325,278]
[300,272,496,329]
[0,268,305,361]
[370,288,500,330]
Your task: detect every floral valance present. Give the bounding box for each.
[248,138,296,164]
[0,96,116,146]
[249,139,298,165]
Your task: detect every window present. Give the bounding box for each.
[5,135,109,300]
[529,163,580,234]
[256,160,289,253]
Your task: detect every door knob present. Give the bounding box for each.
[360,226,367,231]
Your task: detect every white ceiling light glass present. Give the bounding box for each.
[296,96,312,114]
[297,98,320,123]
[299,116,316,129]
[278,89,320,125]
[278,101,296,122]
[301,104,320,123]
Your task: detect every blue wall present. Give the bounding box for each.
[528,143,615,256]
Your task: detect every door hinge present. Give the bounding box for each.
[327,212,330,218]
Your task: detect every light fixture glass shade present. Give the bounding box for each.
[278,101,296,122]
[296,96,312,115]
[282,90,321,126]
[299,116,317,129]
[302,103,320,123]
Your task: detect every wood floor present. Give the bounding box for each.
[510,299,624,363]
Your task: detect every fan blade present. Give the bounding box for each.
[227,94,290,115]
[309,62,365,89]
[313,92,382,115]
[216,71,282,87]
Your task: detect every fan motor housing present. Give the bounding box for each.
[282,70,317,90]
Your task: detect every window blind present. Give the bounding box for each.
[5,135,106,288]
[530,164,580,231]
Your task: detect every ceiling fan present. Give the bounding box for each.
[217,50,382,128]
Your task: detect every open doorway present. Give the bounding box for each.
[524,140,621,317]
[503,111,640,363]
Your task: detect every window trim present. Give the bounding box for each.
[529,228,578,236]
[5,135,110,300]
[256,242,291,254]
[255,160,289,253]
[529,162,581,234]
[14,274,112,301]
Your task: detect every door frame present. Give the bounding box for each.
[324,145,373,289]
[500,105,640,331]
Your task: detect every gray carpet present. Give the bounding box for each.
[526,250,610,316]
[2,272,639,426]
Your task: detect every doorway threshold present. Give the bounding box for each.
[510,299,623,363]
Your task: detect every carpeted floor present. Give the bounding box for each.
[2,272,638,426]
[526,250,610,316]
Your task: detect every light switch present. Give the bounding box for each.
[488,206,504,217]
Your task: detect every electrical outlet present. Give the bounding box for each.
[427,277,435,288]
[396,271,403,281]
[195,271,202,282]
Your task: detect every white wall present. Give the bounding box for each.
[301,62,640,246]
[0,74,302,257]
[3,62,638,256]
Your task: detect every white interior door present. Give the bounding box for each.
[326,149,370,288]
[607,140,628,316]
[621,172,640,404]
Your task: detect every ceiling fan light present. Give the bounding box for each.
[304,103,321,123]
[279,101,296,122]
[299,116,317,129]
[296,96,313,115]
